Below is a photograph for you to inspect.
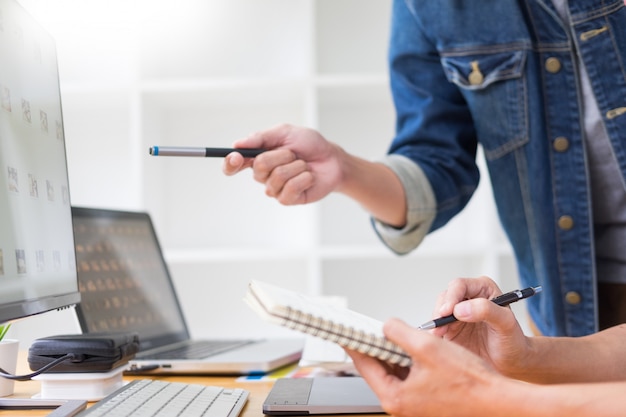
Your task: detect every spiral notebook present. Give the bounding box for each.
[244,280,411,367]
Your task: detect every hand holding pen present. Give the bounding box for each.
[418,285,542,330]
[409,277,543,380]
[153,125,349,207]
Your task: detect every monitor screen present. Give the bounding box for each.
[0,0,80,323]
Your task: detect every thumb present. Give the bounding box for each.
[383,318,438,361]
[233,124,293,150]
[453,298,518,330]
[384,317,416,343]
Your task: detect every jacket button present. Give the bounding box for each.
[565,291,581,305]
[469,61,484,85]
[545,57,562,73]
[553,137,570,152]
[558,215,574,230]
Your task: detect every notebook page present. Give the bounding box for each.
[244,280,411,367]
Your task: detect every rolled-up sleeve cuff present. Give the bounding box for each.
[372,154,436,255]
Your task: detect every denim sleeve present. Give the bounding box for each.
[372,154,436,255]
[387,0,480,232]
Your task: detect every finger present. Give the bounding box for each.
[344,349,401,396]
[265,159,309,198]
[429,289,452,338]
[430,277,495,338]
[345,349,388,379]
[251,149,297,183]
[433,288,449,315]
[438,276,500,317]
[222,152,250,176]
[274,171,315,205]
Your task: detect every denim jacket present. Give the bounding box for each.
[376,0,626,336]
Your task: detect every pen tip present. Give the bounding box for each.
[417,322,435,331]
[533,286,543,294]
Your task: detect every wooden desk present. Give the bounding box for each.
[1,354,383,416]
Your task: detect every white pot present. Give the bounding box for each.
[0,339,19,397]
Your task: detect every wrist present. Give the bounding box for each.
[332,143,366,196]
[334,149,407,226]
[464,375,533,417]
[504,335,556,384]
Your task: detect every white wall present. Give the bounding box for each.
[7,0,526,348]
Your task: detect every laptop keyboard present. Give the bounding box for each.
[76,379,249,417]
[146,340,256,360]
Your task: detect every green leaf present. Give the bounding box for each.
[0,324,11,341]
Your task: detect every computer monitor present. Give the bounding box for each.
[0,0,80,325]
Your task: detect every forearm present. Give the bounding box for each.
[513,324,626,384]
[487,379,626,417]
[334,146,407,227]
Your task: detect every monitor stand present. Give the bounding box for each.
[0,360,125,412]
[0,397,87,414]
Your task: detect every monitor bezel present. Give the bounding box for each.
[0,292,80,324]
[0,0,81,325]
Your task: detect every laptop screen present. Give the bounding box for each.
[72,207,190,351]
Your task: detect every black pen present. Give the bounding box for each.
[418,285,542,330]
[149,146,266,158]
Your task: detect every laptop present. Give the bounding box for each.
[263,377,384,415]
[71,206,303,375]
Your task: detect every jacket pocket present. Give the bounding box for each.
[441,48,528,160]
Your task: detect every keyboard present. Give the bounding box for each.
[144,340,255,360]
[75,379,249,417]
